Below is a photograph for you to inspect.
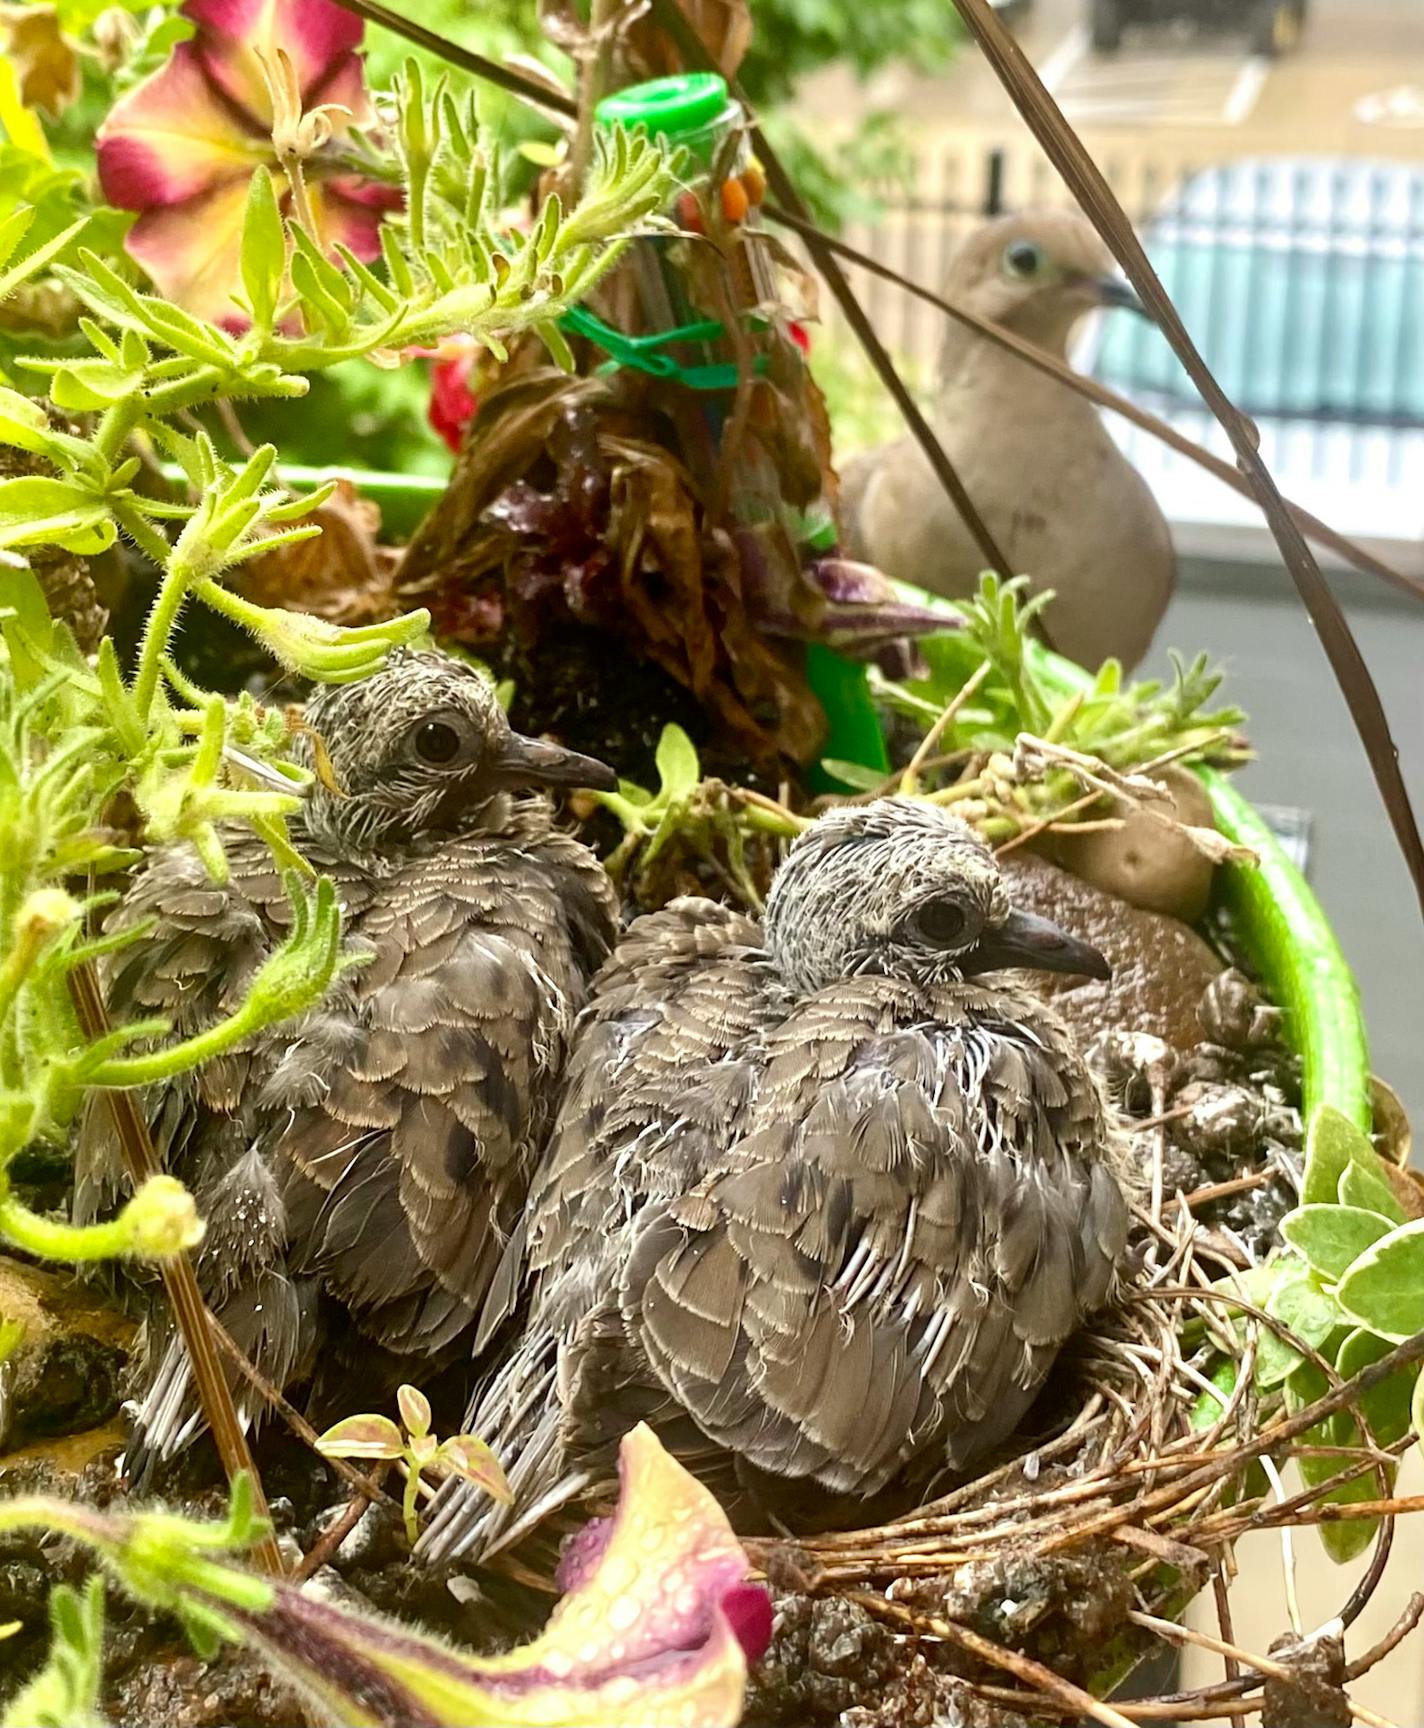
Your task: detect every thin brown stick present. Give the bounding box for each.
[762,206,1424,608]
[646,0,1014,585]
[849,1592,1138,1728]
[292,1461,392,1584]
[68,960,283,1578]
[1126,1608,1291,1682]
[1346,1593,1424,1682]
[1212,1561,1247,1728]
[336,0,577,114]
[206,1313,400,1514]
[944,0,1424,920]
[902,660,991,793]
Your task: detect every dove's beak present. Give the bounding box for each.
[960,906,1112,981]
[1088,274,1151,319]
[493,730,619,793]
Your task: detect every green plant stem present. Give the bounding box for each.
[400,1460,421,1548]
[131,562,193,726]
[86,990,265,1089]
[0,1194,132,1262]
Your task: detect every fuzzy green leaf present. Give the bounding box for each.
[1255,1261,1343,1387]
[0,1578,107,1728]
[239,169,285,331]
[49,360,144,411]
[1336,1220,1424,1342]
[1280,1205,1392,1283]
[0,476,114,554]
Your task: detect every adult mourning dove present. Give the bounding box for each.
[75,651,619,1478]
[419,798,1128,1563]
[841,210,1176,670]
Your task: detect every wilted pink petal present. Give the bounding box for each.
[97,41,265,209]
[309,175,404,264]
[497,1423,771,1680]
[187,0,369,125]
[122,176,257,327]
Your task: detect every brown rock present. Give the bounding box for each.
[1044,765,1217,923]
[0,1256,134,1457]
[999,852,1223,1053]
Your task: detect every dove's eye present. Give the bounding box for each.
[1003,240,1045,280]
[914,900,970,946]
[413,719,464,765]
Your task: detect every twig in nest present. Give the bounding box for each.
[847,1591,1138,1728]
[207,1312,399,1514]
[1127,1608,1292,1681]
[293,1460,392,1584]
[1346,1593,1424,1682]
[901,660,992,796]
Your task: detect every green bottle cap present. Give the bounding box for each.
[595,72,731,149]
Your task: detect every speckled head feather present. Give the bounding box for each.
[295,649,616,856]
[764,797,1110,993]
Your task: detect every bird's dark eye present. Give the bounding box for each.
[1003,240,1044,280]
[413,720,463,765]
[914,900,968,946]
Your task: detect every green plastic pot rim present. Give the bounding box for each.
[285,472,1372,1135]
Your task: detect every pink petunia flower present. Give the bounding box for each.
[97,0,401,327]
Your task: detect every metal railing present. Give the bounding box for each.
[824,145,1424,527]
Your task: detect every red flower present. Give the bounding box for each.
[426,334,481,454]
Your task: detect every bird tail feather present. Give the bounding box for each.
[417,1324,582,1565]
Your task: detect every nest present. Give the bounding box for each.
[733,1051,1420,1728]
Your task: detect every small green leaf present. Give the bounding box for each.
[0,385,53,453]
[315,1413,405,1460]
[1335,1327,1418,1447]
[1336,1220,1424,1342]
[240,168,286,331]
[1285,1359,1387,1564]
[0,476,114,554]
[820,758,887,792]
[1189,1357,1238,1430]
[438,1434,512,1503]
[396,1383,431,1441]
[654,724,700,804]
[1339,1158,1407,1225]
[1302,1103,1376,1205]
[1255,1261,1343,1387]
[49,360,144,411]
[1280,1205,1392,1283]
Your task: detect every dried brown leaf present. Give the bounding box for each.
[239,480,398,625]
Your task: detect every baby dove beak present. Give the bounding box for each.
[961,907,1112,981]
[493,730,619,793]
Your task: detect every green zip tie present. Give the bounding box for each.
[559,304,767,392]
